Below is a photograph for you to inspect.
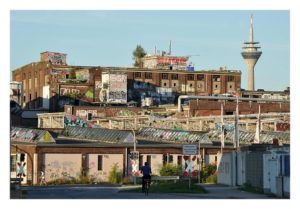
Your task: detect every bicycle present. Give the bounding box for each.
[144,178,150,196]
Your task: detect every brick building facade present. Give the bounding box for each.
[12,52,242,111]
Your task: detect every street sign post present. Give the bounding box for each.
[183,145,197,155]
[130,151,139,185]
[182,145,197,190]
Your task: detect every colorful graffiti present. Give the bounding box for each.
[75,110,97,118]
[11,128,38,143]
[85,90,94,98]
[41,52,67,65]
[64,114,99,128]
[102,72,127,103]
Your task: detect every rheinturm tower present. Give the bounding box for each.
[241,14,262,91]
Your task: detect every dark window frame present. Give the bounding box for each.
[213,75,221,82]
[228,76,235,82]
[145,72,152,79]
[197,74,204,80]
[162,73,169,80]
[187,74,194,81]
[98,155,103,171]
[134,72,141,78]
[171,74,178,80]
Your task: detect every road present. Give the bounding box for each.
[19,184,274,199]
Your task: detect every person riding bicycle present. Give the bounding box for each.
[140,162,151,191]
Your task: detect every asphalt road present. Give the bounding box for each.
[19,184,274,199]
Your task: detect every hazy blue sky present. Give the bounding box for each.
[10,10,289,91]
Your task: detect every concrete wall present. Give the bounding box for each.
[217,152,236,186]
[236,151,247,186]
[246,152,263,188]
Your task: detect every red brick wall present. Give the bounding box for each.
[190,100,290,116]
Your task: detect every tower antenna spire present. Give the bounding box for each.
[250,14,254,42]
[241,14,262,91]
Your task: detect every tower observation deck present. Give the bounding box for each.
[241,14,262,91]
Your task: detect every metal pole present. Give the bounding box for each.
[188,156,191,190]
[131,129,136,185]
[198,140,201,184]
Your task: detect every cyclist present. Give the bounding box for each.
[140,162,151,191]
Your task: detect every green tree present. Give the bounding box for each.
[132,45,146,67]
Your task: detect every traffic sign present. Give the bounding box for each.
[182,145,197,155]
[130,151,139,160]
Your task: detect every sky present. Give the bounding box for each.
[10,10,289,91]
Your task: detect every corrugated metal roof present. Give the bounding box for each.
[137,127,289,145]
[137,127,212,144]
[207,129,290,145]
[61,126,134,144]
[11,127,56,144]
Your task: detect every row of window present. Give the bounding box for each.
[134,72,235,81]
[23,71,40,79]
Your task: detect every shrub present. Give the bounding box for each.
[206,174,217,183]
[108,163,122,184]
[201,164,217,183]
[159,164,181,176]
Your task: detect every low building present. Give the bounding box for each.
[217,144,290,198]
[11,125,290,185]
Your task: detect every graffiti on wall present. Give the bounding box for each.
[60,88,80,96]
[108,91,126,101]
[76,110,97,118]
[45,160,78,181]
[51,68,70,75]
[102,72,127,103]
[276,122,290,132]
[64,114,99,128]
[42,52,67,65]
[95,81,102,89]
[116,110,136,117]
[11,128,38,143]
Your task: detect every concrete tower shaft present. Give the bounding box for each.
[241,14,262,91]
